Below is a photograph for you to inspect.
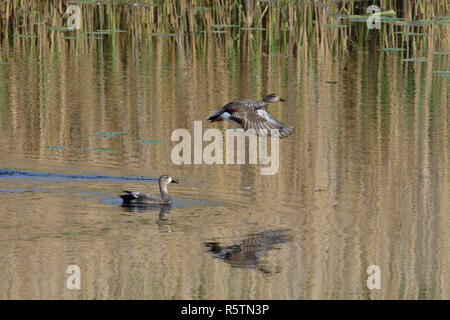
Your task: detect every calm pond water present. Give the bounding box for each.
[0,35,448,299]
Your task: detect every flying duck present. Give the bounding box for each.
[206,93,294,138]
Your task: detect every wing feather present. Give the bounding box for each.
[230,107,294,138]
[207,100,294,138]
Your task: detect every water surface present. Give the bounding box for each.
[0,34,449,299]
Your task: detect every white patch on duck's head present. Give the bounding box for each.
[160,175,178,184]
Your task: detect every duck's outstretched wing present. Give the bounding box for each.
[207,100,294,138]
[228,107,294,138]
[206,100,249,123]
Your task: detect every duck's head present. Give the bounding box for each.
[263,93,286,103]
[160,175,179,185]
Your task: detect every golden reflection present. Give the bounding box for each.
[0,29,448,299]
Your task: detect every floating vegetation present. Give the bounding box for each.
[433,71,449,74]
[345,10,398,22]
[241,27,266,31]
[85,147,120,152]
[326,24,347,28]
[57,34,102,40]
[377,10,397,16]
[408,19,450,26]
[433,71,450,78]
[150,33,177,37]
[96,29,127,33]
[131,3,158,7]
[431,52,450,55]
[326,81,337,84]
[200,30,227,34]
[328,13,348,19]
[427,20,449,24]
[46,145,65,150]
[377,48,406,52]
[82,31,112,35]
[381,16,405,23]
[49,27,77,32]
[56,36,78,40]
[87,131,128,137]
[212,24,238,29]
[13,35,39,38]
[394,32,426,36]
[402,58,430,63]
[135,139,167,143]
[347,16,366,22]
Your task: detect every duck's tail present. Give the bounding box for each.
[206,109,224,122]
[120,193,135,204]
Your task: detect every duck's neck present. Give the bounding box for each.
[256,99,267,109]
[159,182,171,200]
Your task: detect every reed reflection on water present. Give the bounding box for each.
[0,26,449,299]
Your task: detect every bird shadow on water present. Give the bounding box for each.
[204,229,291,274]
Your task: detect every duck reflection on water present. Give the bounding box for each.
[120,203,173,232]
[204,229,290,274]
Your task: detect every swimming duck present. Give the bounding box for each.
[120,175,178,205]
[206,93,294,138]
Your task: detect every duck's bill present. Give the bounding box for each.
[278,98,287,102]
[171,179,179,184]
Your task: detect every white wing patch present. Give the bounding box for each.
[220,112,231,120]
[256,109,277,125]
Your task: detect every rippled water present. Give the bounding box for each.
[0,35,448,299]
